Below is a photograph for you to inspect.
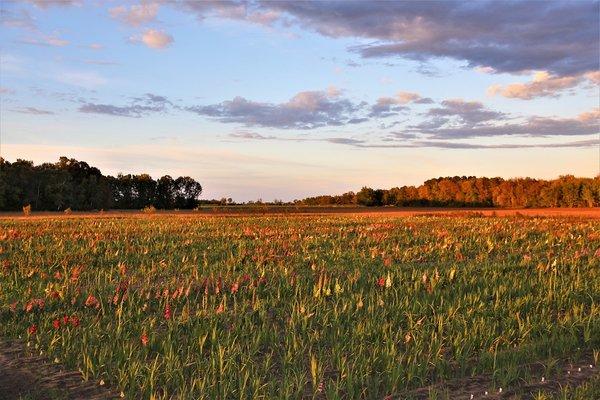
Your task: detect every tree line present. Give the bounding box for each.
[0,157,202,211]
[296,176,600,208]
[1,157,598,211]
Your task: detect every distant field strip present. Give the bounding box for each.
[0,215,599,398]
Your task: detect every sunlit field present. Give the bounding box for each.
[1,214,599,399]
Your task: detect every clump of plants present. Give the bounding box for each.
[142,205,156,214]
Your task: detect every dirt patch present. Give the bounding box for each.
[0,340,119,400]
[0,338,597,399]
[398,353,599,399]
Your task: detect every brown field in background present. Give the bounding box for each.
[1,206,598,219]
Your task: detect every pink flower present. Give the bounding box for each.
[230,282,239,294]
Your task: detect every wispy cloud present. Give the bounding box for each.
[109,3,160,26]
[26,0,79,8]
[229,131,277,140]
[56,71,107,88]
[20,33,69,47]
[226,126,599,150]
[11,106,55,115]
[325,137,366,145]
[79,93,171,118]
[413,108,599,139]
[331,138,600,150]
[0,8,36,30]
[425,99,506,125]
[83,59,119,66]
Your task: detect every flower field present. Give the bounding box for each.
[0,214,599,399]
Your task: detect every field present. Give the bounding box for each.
[1,213,599,399]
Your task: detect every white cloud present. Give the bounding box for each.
[474,66,497,74]
[131,29,174,49]
[21,33,69,47]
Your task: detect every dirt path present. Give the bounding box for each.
[0,340,119,400]
[399,352,599,399]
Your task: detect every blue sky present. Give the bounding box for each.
[1,0,599,201]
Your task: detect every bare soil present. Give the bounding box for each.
[1,338,597,399]
[399,352,599,399]
[0,340,119,400]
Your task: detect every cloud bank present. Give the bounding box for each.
[177,1,598,78]
[186,89,367,129]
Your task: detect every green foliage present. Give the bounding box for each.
[0,157,202,211]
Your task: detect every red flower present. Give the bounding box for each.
[141,333,149,347]
[52,319,61,330]
[28,324,37,335]
[70,315,80,327]
[25,298,44,313]
[164,305,171,320]
[376,277,386,288]
[85,294,99,308]
[62,315,70,325]
[230,282,239,294]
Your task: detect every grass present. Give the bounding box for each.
[0,214,598,398]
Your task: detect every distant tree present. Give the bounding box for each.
[134,174,156,209]
[174,176,202,209]
[356,187,383,206]
[155,175,175,209]
[0,157,203,211]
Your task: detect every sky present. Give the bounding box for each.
[0,0,599,201]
